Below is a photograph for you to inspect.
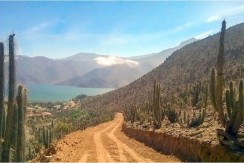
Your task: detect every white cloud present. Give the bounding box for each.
[94,56,139,67]
[206,15,221,23]
[194,30,214,39]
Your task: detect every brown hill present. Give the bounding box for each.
[79,22,244,113]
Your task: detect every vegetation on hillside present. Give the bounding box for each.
[123,20,244,151]
[26,102,113,160]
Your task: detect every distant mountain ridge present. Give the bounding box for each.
[16,38,197,88]
[78,22,244,113]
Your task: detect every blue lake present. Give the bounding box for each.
[25,84,114,102]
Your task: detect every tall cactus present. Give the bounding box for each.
[153,80,163,129]
[43,127,51,149]
[16,85,27,162]
[2,34,16,162]
[0,42,4,160]
[210,20,244,137]
[191,82,202,107]
[215,20,226,127]
[42,123,54,149]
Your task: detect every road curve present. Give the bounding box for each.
[48,113,180,162]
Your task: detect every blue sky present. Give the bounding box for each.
[1,1,244,58]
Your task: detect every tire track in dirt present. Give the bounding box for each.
[107,113,152,162]
[44,113,181,162]
[107,119,127,162]
[93,119,117,162]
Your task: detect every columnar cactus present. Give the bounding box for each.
[153,80,163,129]
[210,20,244,138]
[42,126,49,148]
[165,103,177,123]
[215,20,226,127]
[0,42,4,159]
[2,34,16,162]
[178,109,206,128]
[16,85,27,162]
[191,82,202,107]
[10,104,18,161]
[190,82,208,109]
[42,122,54,149]
[225,80,243,135]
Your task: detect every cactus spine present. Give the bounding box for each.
[16,85,27,162]
[0,43,4,159]
[2,34,16,162]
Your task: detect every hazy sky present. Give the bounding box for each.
[1,1,244,58]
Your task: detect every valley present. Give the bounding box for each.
[1,1,244,162]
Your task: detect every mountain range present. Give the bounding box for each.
[15,38,197,88]
[78,22,244,112]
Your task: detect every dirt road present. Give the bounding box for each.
[49,113,180,162]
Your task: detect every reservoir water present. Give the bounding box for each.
[26,84,114,102]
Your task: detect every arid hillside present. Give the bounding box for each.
[79,22,244,112]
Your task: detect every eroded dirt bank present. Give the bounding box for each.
[122,124,244,162]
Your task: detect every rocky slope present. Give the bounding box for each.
[79,22,244,112]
